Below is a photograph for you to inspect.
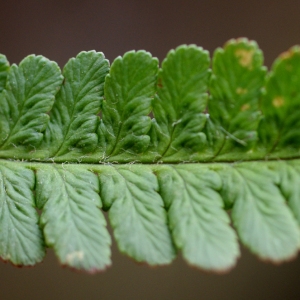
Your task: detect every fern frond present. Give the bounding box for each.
[0,39,300,273]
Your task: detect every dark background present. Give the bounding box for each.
[1,1,300,299]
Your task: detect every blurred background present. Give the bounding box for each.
[1,0,300,299]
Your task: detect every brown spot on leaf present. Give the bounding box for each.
[241,104,250,111]
[157,77,163,88]
[236,87,248,95]
[235,49,254,69]
[272,97,285,107]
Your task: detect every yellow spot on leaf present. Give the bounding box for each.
[272,97,285,107]
[235,49,254,69]
[66,251,84,264]
[241,104,250,111]
[236,87,248,95]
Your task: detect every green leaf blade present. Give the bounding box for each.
[36,165,111,272]
[0,55,63,150]
[44,51,109,158]
[272,160,300,225]
[0,161,45,265]
[228,163,300,262]
[259,46,300,156]
[0,54,9,92]
[156,165,239,271]
[98,165,175,265]
[151,45,210,162]
[207,39,266,159]
[100,51,158,161]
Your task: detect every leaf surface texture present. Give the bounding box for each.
[0,39,299,273]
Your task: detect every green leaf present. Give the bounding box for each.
[271,160,300,225]
[98,165,175,265]
[151,45,210,162]
[0,41,300,273]
[207,39,266,159]
[0,160,45,265]
[35,164,111,272]
[155,165,239,271]
[259,46,300,156]
[99,51,158,161]
[0,55,63,150]
[225,162,299,262]
[0,54,9,92]
[44,51,109,158]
